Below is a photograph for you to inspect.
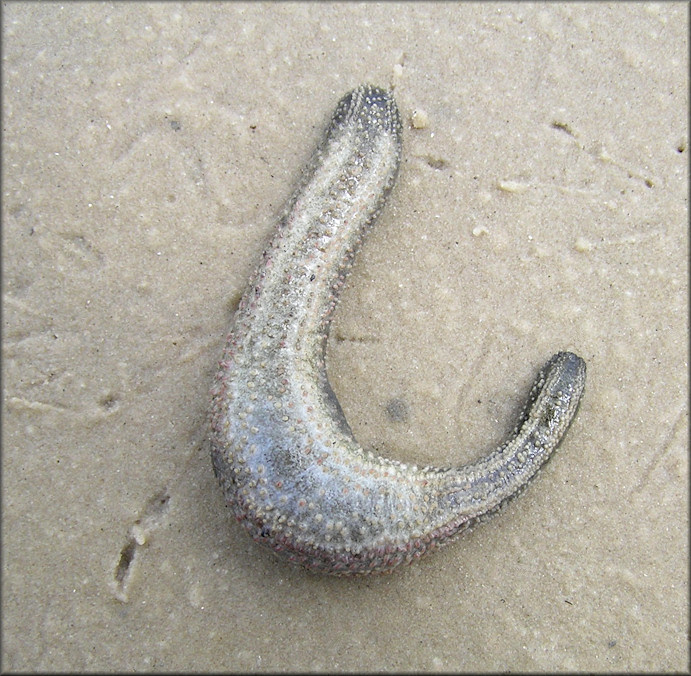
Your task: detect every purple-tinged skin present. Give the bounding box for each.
[209,85,586,575]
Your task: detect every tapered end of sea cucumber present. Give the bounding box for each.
[331,84,402,140]
[550,351,587,390]
[541,351,587,422]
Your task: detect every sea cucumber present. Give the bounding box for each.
[209,84,586,575]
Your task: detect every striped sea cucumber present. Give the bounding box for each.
[209,85,586,575]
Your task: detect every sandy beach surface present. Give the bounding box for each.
[3,3,688,672]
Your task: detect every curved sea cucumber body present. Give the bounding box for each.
[209,85,586,575]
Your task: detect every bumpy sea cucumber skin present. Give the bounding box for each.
[209,85,586,575]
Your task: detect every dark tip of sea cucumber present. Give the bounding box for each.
[332,84,402,138]
[553,351,587,380]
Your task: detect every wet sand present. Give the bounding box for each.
[3,3,688,671]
